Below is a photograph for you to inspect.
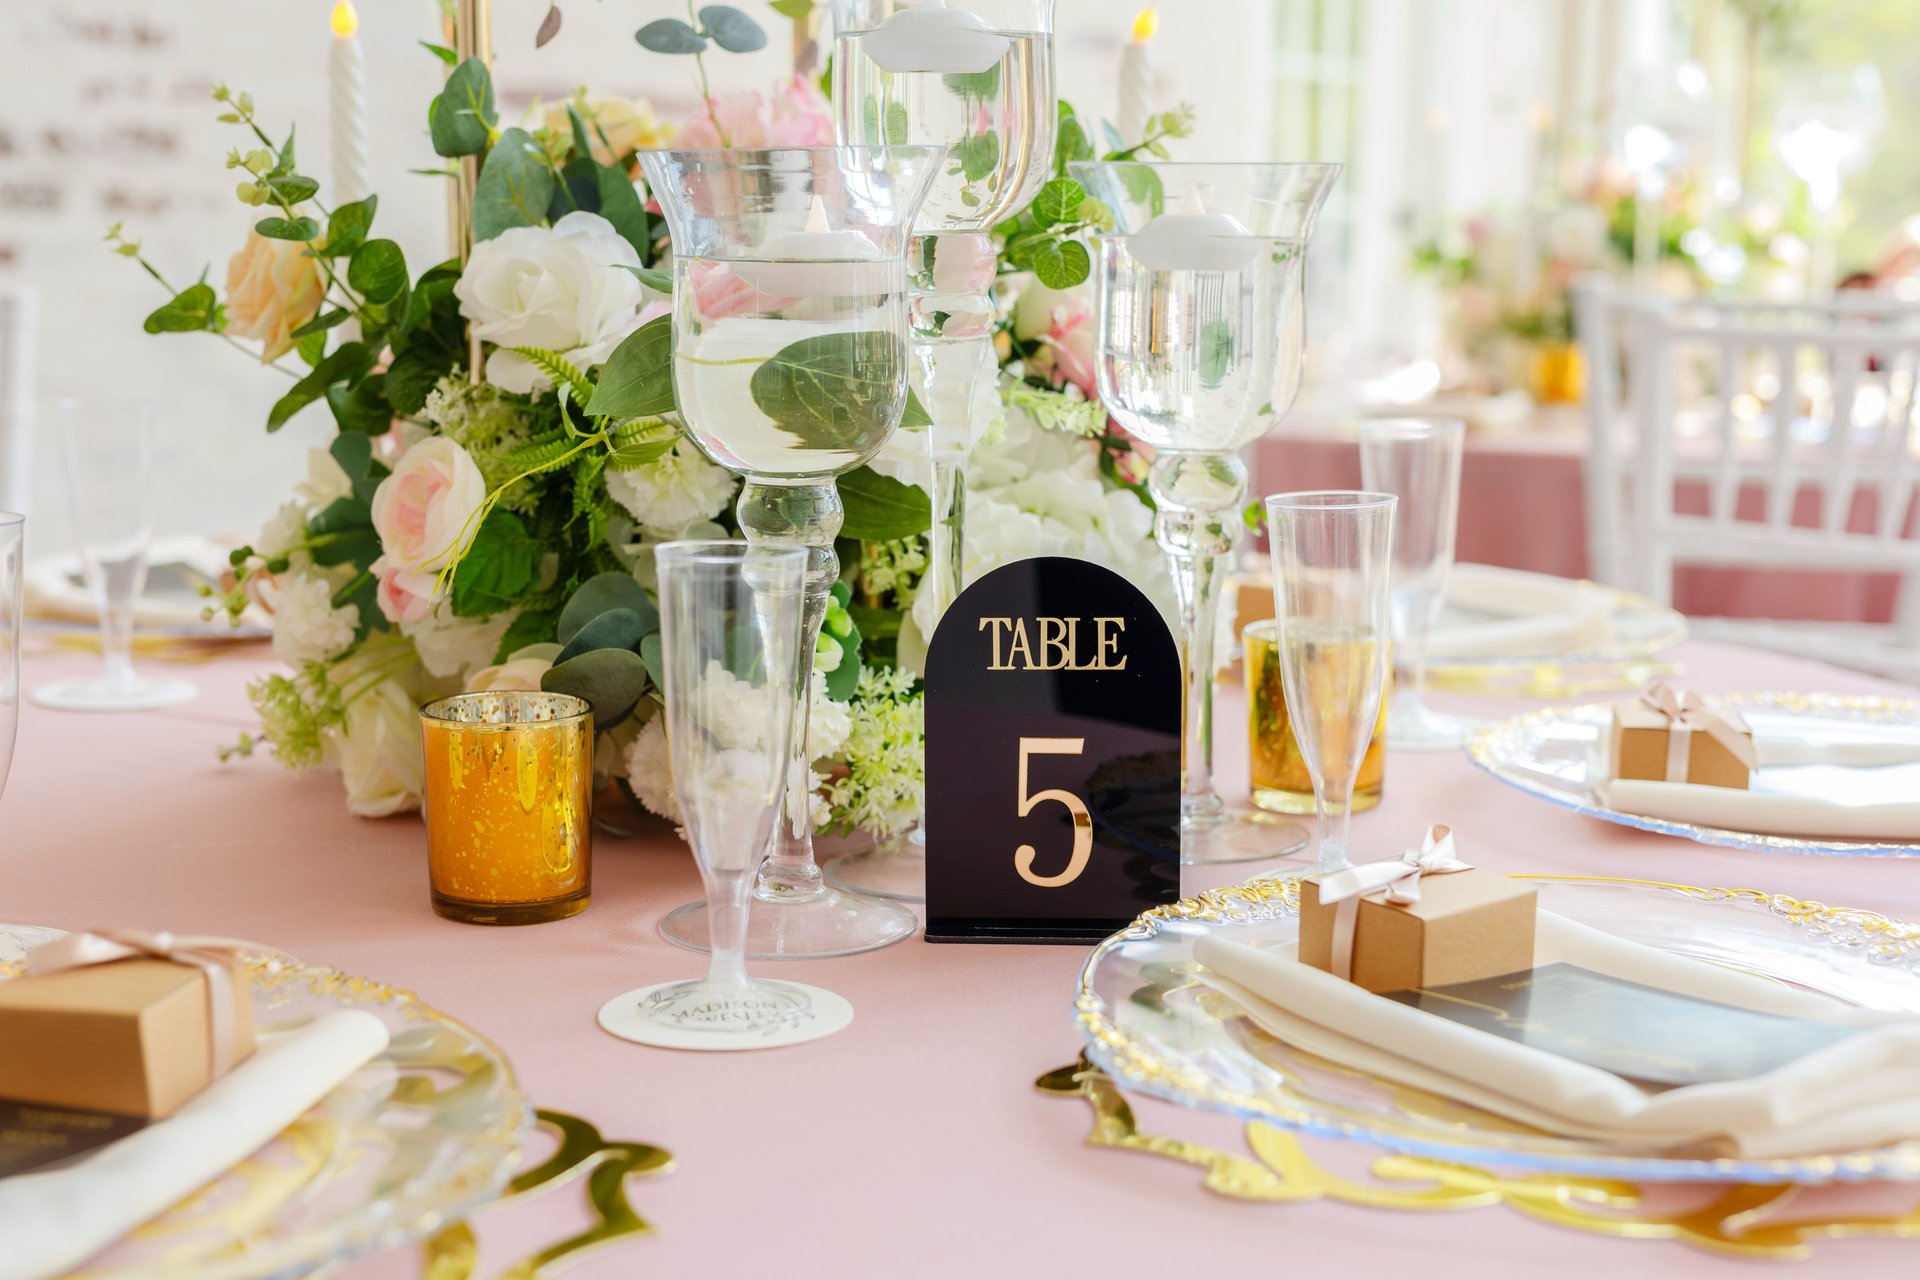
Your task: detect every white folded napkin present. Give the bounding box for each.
[0,1009,390,1280]
[1197,913,1920,1158]
[1426,564,1617,659]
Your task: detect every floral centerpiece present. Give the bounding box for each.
[118,8,1180,828]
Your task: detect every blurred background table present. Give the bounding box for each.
[7,637,1920,1277]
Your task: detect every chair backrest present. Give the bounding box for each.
[1577,281,1920,637]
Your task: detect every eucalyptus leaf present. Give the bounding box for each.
[900,387,933,430]
[290,308,350,339]
[943,66,1001,98]
[558,572,658,645]
[955,131,999,184]
[142,284,219,334]
[254,215,320,241]
[472,129,556,242]
[535,4,563,47]
[639,633,665,693]
[295,330,327,368]
[430,57,496,157]
[1029,237,1091,290]
[619,264,673,295]
[493,608,560,663]
[636,17,707,53]
[322,196,377,257]
[823,581,862,701]
[747,331,909,453]
[327,374,391,436]
[1199,318,1235,388]
[555,607,649,665]
[1032,178,1084,229]
[329,432,383,506]
[584,315,673,417]
[837,465,932,541]
[542,647,648,728]
[267,341,375,431]
[594,165,652,258]
[699,5,767,52]
[419,41,459,66]
[769,0,815,18]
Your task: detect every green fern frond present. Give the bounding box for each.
[507,346,597,400]
[499,435,587,477]
[613,416,675,445]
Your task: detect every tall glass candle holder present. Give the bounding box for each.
[639,145,939,957]
[825,0,1058,903]
[1072,161,1339,866]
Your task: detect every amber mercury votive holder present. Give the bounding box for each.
[1244,619,1385,816]
[420,691,594,925]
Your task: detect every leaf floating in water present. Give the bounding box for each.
[748,330,910,454]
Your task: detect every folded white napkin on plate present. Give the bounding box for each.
[0,1009,390,1280]
[1426,564,1617,659]
[1196,912,1920,1159]
[1597,777,1920,839]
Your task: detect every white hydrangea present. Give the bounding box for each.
[256,502,309,561]
[605,438,739,537]
[624,712,680,823]
[269,571,359,668]
[806,674,851,759]
[403,608,519,682]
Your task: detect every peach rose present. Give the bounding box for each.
[370,437,487,575]
[224,229,325,362]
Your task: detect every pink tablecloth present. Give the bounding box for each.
[1254,423,1905,623]
[7,640,1920,1278]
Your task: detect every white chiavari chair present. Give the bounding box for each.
[1575,280,1920,681]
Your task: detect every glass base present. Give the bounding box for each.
[32,674,197,712]
[432,888,589,926]
[596,978,853,1051]
[1182,810,1311,866]
[823,828,926,903]
[660,886,917,958]
[1250,783,1384,816]
[1385,705,1480,752]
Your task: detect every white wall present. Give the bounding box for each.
[0,0,1272,555]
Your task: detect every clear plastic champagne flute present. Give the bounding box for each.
[1358,417,1475,750]
[597,542,851,1050]
[825,0,1061,903]
[0,511,61,956]
[639,145,939,957]
[31,400,195,712]
[1263,491,1396,875]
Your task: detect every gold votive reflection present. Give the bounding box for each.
[420,691,593,925]
[1244,619,1386,816]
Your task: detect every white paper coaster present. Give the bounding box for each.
[31,676,197,712]
[596,980,853,1051]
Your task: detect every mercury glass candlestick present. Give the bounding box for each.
[825,0,1057,902]
[639,146,939,957]
[1072,161,1340,865]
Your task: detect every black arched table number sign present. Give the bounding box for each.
[924,557,1182,943]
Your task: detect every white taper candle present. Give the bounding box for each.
[330,0,371,206]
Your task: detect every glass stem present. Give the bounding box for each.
[704,870,752,992]
[1147,452,1247,828]
[1315,778,1354,875]
[1391,637,1428,731]
[736,478,842,903]
[923,455,965,630]
[100,598,136,691]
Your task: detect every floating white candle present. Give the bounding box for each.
[1129,186,1262,272]
[861,0,1010,76]
[736,196,891,296]
[329,0,371,205]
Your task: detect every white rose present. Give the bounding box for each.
[257,501,309,561]
[333,678,425,817]
[605,438,740,537]
[404,608,518,681]
[807,673,851,760]
[467,642,561,693]
[267,571,359,668]
[294,448,353,509]
[453,211,646,394]
[623,711,680,823]
[371,437,488,575]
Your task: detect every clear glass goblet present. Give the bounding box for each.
[826,0,1060,903]
[639,145,938,957]
[1072,160,1340,866]
[1263,491,1396,876]
[606,541,849,1046]
[1358,417,1474,751]
[32,400,195,713]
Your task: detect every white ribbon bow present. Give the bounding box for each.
[1315,826,1470,981]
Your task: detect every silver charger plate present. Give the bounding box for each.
[1466,692,1920,858]
[1076,874,1920,1184]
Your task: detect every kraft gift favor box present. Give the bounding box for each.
[0,956,256,1118]
[1609,695,1754,790]
[1299,870,1538,995]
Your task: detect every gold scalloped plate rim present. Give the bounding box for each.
[1467,692,1920,858]
[0,950,533,1280]
[1074,873,1920,1185]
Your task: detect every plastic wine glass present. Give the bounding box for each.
[639,145,939,957]
[598,542,851,1050]
[1263,491,1396,875]
[1358,418,1475,751]
[824,0,1061,904]
[32,401,194,713]
[1071,160,1340,865]
[0,511,62,955]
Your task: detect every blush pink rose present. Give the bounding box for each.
[677,76,834,149]
[372,556,440,626]
[370,437,486,574]
[932,234,998,294]
[687,260,795,323]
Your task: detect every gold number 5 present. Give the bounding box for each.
[1015,737,1093,888]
